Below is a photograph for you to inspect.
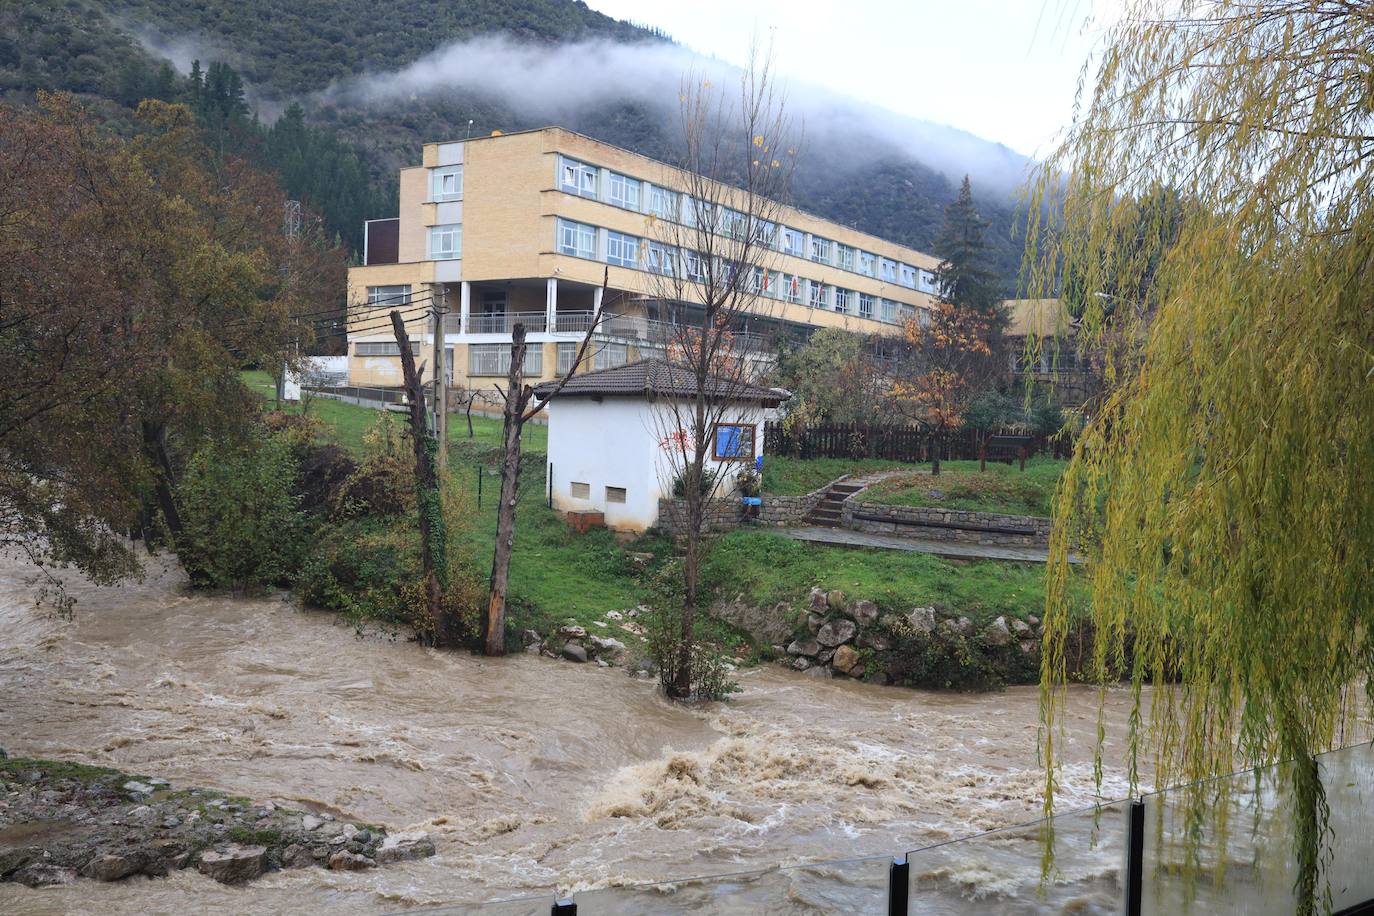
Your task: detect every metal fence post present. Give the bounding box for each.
[888,854,909,916]
[551,900,576,915]
[1124,797,1145,916]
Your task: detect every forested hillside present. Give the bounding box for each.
[1,0,1024,283]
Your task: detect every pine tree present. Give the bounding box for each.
[934,176,1001,324]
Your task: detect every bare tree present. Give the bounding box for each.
[645,43,796,699]
[389,310,448,642]
[483,271,609,656]
[449,383,488,438]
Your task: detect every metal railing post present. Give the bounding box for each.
[888,854,909,916]
[551,900,576,915]
[1124,798,1145,916]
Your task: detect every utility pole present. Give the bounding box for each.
[433,284,448,471]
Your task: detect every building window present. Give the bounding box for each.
[809,236,832,264]
[880,258,898,282]
[605,486,627,504]
[558,156,598,198]
[754,220,777,248]
[429,224,461,260]
[648,185,678,220]
[781,226,804,257]
[570,481,590,499]
[366,285,412,306]
[594,341,628,370]
[557,218,597,259]
[431,166,463,201]
[919,269,939,293]
[684,251,706,283]
[469,343,541,377]
[808,281,828,309]
[557,341,578,376]
[900,264,918,288]
[712,423,756,461]
[859,251,877,277]
[859,293,876,320]
[881,298,898,323]
[782,274,802,304]
[355,341,400,356]
[722,209,748,240]
[833,288,851,314]
[645,241,675,275]
[608,172,641,210]
[606,230,640,268]
[836,244,855,272]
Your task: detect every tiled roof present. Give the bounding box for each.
[533,359,789,405]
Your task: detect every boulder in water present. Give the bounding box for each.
[197,844,266,884]
[786,638,820,657]
[376,830,436,864]
[327,850,377,871]
[560,642,588,663]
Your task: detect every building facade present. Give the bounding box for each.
[346,127,943,393]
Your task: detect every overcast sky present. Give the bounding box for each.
[584,0,1121,158]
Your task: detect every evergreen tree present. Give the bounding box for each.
[934,175,1001,325]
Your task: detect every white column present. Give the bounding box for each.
[546,277,559,331]
[459,280,471,335]
[592,285,604,318]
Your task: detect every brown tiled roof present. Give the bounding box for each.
[533,359,789,405]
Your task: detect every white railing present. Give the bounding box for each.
[468,311,548,334]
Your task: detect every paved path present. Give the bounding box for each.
[776,526,1082,564]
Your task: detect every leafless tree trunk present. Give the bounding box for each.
[391,310,446,641]
[483,272,609,656]
[646,41,796,699]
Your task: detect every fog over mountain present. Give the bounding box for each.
[323,34,1033,195]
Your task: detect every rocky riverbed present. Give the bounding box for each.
[0,755,433,889]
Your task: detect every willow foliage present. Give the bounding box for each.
[1024,2,1374,909]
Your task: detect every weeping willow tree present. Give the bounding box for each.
[1025,2,1374,910]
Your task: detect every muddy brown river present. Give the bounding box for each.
[0,554,1142,914]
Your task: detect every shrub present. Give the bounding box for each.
[670,466,718,498]
[642,559,740,701]
[734,466,761,498]
[176,430,311,590]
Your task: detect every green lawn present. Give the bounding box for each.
[702,529,1078,628]
[762,456,916,496]
[241,370,547,458]
[243,369,1066,647]
[860,458,1066,517]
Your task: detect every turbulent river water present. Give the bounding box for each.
[0,554,1144,914]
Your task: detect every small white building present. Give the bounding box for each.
[536,360,789,533]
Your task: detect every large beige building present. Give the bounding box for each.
[346,127,942,392]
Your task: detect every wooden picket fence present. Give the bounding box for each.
[762,421,1072,463]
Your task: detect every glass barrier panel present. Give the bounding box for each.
[1141,764,1298,914]
[905,801,1127,914]
[571,854,891,914]
[1319,743,1374,910]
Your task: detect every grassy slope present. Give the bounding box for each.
[243,369,547,456]
[861,458,1066,517]
[245,372,1059,639]
[703,531,1069,628]
[244,371,634,630]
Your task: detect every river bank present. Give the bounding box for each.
[0,553,1141,913]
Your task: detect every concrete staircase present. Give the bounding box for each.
[802,479,866,528]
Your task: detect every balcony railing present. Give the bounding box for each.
[468,311,548,334]
[554,311,773,352]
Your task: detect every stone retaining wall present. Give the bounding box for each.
[656,476,843,534]
[656,498,745,535]
[841,500,1052,547]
